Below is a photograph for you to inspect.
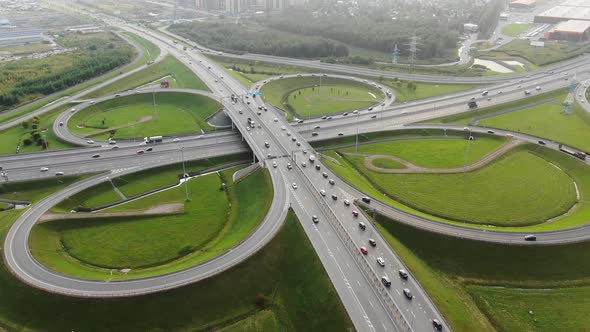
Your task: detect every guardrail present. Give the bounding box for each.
[292,159,412,332]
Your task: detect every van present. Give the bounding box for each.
[361,197,371,203]
[381,276,391,287]
[359,222,366,230]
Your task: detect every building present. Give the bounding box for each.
[0,29,43,47]
[509,0,536,10]
[545,19,590,41]
[535,0,590,24]
[499,13,510,21]
[463,23,479,33]
[0,19,9,28]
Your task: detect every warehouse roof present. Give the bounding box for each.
[510,0,536,6]
[554,19,590,33]
[560,0,590,8]
[536,5,590,21]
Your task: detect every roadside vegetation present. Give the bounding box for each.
[478,39,590,66]
[0,32,135,111]
[85,55,209,98]
[370,210,590,331]
[379,78,477,102]
[68,92,220,139]
[319,133,590,231]
[1,180,352,332]
[500,23,535,37]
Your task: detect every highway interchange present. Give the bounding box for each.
[3,4,590,331]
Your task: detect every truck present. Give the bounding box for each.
[144,136,163,144]
[558,144,587,160]
[468,101,478,109]
[309,155,316,163]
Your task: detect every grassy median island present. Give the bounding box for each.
[68,92,220,140]
[500,23,535,37]
[30,161,273,279]
[261,76,384,118]
[369,208,590,331]
[2,186,353,332]
[320,134,590,229]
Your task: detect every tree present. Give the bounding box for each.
[21,121,29,129]
[22,138,32,146]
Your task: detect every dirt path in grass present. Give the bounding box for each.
[39,203,184,222]
[361,139,523,174]
[81,115,153,138]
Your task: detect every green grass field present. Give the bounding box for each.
[339,136,506,169]
[121,32,160,63]
[480,102,590,152]
[0,103,78,155]
[2,190,352,332]
[478,39,590,66]
[261,76,383,118]
[31,164,273,279]
[68,92,220,139]
[85,55,209,98]
[371,157,407,169]
[0,176,87,203]
[380,79,477,102]
[342,146,576,226]
[501,24,535,37]
[370,208,590,331]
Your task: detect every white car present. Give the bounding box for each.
[173,138,180,142]
[377,257,385,267]
[281,126,286,131]
[320,189,326,196]
[40,167,49,172]
[272,161,277,168]
[292,183,298,189]
[86,140,95,144]
[274,118,278,122]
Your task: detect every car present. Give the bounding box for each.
[315,164,321,170]
[538,140,546,145]
[297,119,304,124]
[71,108,76,113]
[322,172,328,178]
[291,137,297,142]
[108,140,117,145]
[264,142,270,148]
[292,183,298,189]
[369,239,376,247]
[312,215,319,223]
[370,115,377,119]
[239,110,243,114]
[342,112,348,116]
[524,234,537,241]
[432,319,443,331]
[281,126,286,131]
[381,276,391,287]
[303,150,307,154]
[91,154,100,158]
[40,167,49,172]
[338,132,344,136]
[463,127,470,131]
[89,100,95,104]
[329,179,335,185]
[320,189,326,196]
[137,150,145,154]
[59,121,64,126]
[86,140,95,144]
[403,288,413,299]
[352,110,358,114]
[111,145,119,149]
[360,247,368,255]
[287,163,293,170]
[487,130,495,134]
[54,172,64,176]
[361,196,371,203]
[327,116,333,120]
[470,97,476,101]
[399,269,409,279]
[296,142,301,147]
[352,210,359,217]
[377,257,385,267]
[487,97,491,101]
[146,147,153,152]
[368,107,373,111]
[359,221,366,230]
[321,116,327,120]
[115,94,121,97]
[331,194,338,200]
[536,86,541,90]
[274,118,278,122]
[173,138,180,142]
[287,132,292,136]
[343,199,350,206]
[272,161,277,168]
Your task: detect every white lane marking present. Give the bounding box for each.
[369,300,374,309]
[357,280,361,287]
[396,289,401,295]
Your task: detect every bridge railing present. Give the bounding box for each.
[293,160,412,332]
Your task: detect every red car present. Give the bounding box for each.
[360,246,368,255]
[136,150,145,155]
[352,210,359,217]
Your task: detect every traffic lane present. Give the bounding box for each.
[301,158,448,331]
[283,159,399,332]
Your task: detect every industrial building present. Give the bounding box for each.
[545,19,590,41]
[509,0,536,10]
[0,29,43,47]
[535,0,590,23]
[463,23,479,33]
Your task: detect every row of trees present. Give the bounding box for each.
[170,22,349,59]
[20,116,48,148]
[0,32,135,109]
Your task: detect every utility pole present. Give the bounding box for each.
[181,147,190,201]
[392,44,400,65]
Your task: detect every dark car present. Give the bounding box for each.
[361,197,371,204]
[538,140,546,145]
[432,319,443,330]
[524,234,537,241]
[398,269,409,279]
[312,215,319,224]
[315,165,321,170]
[369,239,376,247]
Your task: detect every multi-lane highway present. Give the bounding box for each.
[3,3,590,332]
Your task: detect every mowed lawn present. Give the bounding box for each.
[34,173,227,269]
[340,137,506,168]
[31,165,273,280]
[381,80,477,102]
[344,147,576,226]
[501,23,535,37]
[480,103,590,152]
[69,92,220,139]
[287,83,380,117]
[261,76,383,118]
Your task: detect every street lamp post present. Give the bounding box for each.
[180,147,190,201]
